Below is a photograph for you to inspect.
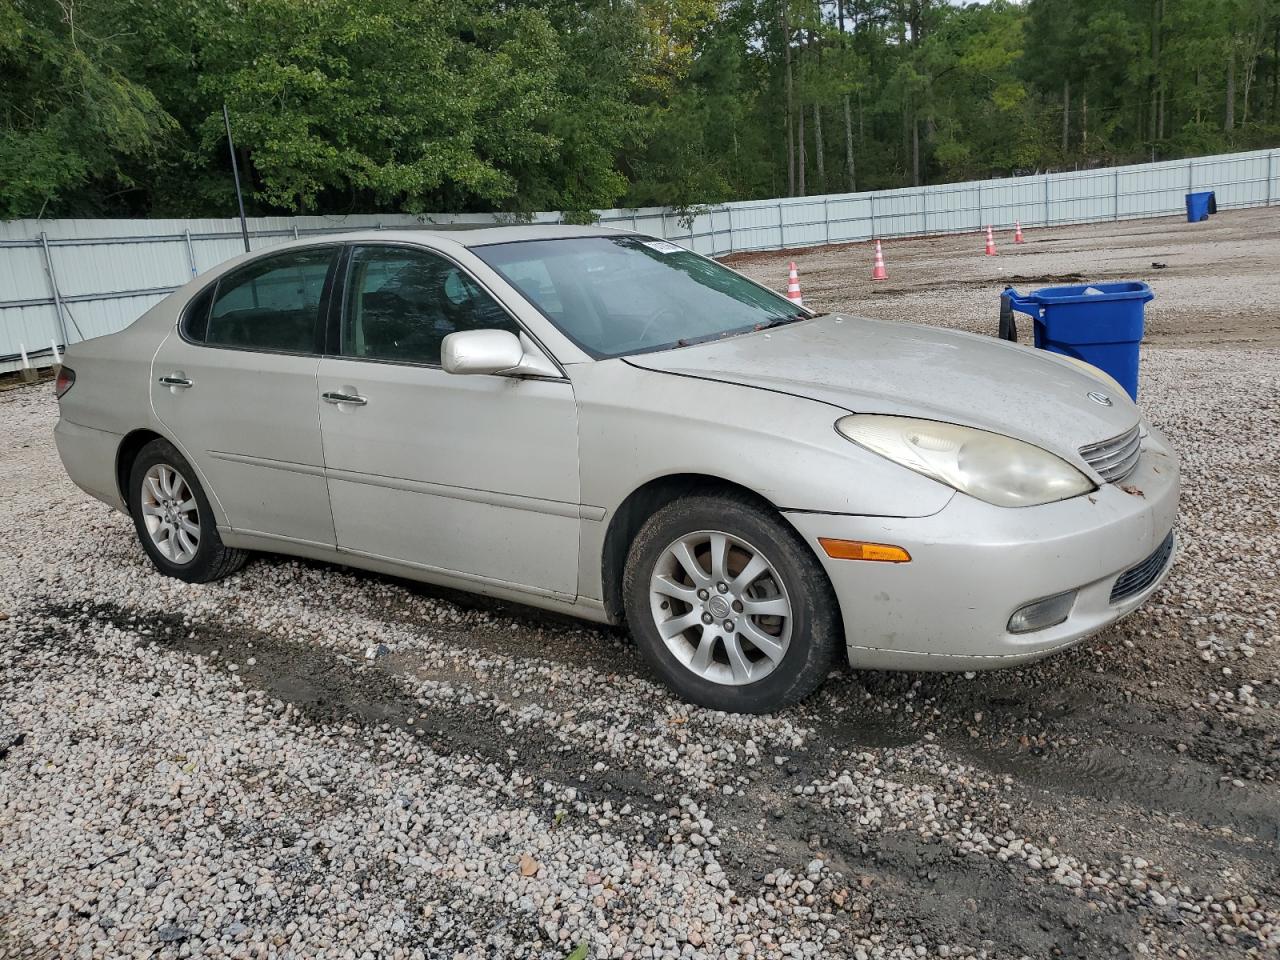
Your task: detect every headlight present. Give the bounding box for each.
[836,415,1094,507]
[1054,355,1130,401]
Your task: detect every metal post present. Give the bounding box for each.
[869,194,876,240]
[1114,169,1120,221]
[1268,151,1274,206]
[183,228,197,277]
[39,231,71,346]
[922,191,928,235]
[1044,176,1050,227]
[777,202,784,249]
[223,104,251,253]
[823,198,831,246]
[292,224,300,240]
[1187,159,1193,191]
[977,181,983,228]
[726,206,735,255]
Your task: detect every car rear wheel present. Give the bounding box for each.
[623,493,841,713]
[127,438,248,583]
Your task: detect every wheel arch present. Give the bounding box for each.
[600,473,789,623]
[115,428,166,505]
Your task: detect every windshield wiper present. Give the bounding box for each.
[754,312,814,331]
[669,313,820,349]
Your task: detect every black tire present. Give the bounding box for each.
[622,492,842,713]
[127,438,248,583]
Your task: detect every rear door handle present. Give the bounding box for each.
[158,375,193,388]
[322,391,367,406]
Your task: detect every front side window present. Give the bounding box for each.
[342,245,520,365]
[473,236,808,358]
[194,247,335,353]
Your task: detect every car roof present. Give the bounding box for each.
[304,223,636,249]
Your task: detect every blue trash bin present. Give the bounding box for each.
[1186,190,1216,222]
[1003,281,1153,401]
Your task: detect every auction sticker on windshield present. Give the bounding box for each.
[641,239,686,255]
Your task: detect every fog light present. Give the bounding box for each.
[1007,590,1076,634]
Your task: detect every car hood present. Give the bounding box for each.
[625,314,1140,456]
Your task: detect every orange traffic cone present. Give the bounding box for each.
[984,225,997,256]
[1014,220,1025,244]
[871,240,888,281]
[786,261,804,306]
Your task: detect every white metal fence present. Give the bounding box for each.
[3,147,1276,373]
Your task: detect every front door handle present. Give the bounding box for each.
[322,391,367,406]
[158,375,193,388]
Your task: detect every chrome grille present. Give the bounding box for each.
[1079,424,1142,483]
[1110,531,1175,603]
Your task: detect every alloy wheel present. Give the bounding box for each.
[140,463,200,564]
[648,530,792,686]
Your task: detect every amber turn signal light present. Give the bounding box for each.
[818,538,911,563]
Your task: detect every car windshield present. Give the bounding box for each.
[473,236,810,358]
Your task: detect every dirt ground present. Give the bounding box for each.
[727,206,1280,349]
[1,209,1278,959]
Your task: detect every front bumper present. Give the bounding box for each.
[784,426,1180,671]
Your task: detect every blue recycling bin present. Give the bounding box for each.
[1003,281,1153,401]
[1185,190,1216,222]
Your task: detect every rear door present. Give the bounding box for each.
[151,245,338,547]
[316,242,581,597]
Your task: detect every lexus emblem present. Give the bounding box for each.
[1087,391,1113,406]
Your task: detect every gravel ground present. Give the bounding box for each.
[2,210,1279,959]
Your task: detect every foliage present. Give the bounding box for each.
[3,0,1280,219]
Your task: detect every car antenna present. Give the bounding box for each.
[223,103,252,253]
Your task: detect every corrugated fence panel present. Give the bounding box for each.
[827,196,873,243]
[726,201,784,252]
[3,147,1276,372]
[0,245,51,303]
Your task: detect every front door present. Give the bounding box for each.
[151,245,338,548]
[317,243,580,598]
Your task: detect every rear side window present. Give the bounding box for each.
[190,248,335,353]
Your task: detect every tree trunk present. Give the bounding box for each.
[1225,49,1236,131]
[1082,90,1088,151]
[1242,47,1258,123]
[813,102,826,193]
[784,6,795,195]
[1273,23,1279,122]
[843,94,856,192]
[798,101,807,196]
[1062,78,1070,153]
[911,116,920,187]
[1149,0,1161,142]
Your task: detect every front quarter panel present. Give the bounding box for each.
[571,360,955,600]
[575,361,955,516]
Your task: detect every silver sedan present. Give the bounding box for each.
[54,226,1179,712]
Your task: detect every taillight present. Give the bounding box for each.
[55,366,75,399]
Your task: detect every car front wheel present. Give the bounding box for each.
[623,493,841,713]
[127,438,248,583]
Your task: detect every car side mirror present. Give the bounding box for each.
[441,329,558,378]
